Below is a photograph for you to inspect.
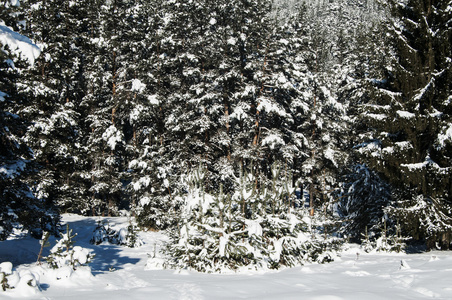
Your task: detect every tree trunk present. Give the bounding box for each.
[224,99,231,160]
[309,181,315,216]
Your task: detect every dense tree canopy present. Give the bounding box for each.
[1,0,451,253]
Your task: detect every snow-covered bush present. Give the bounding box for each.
[0,262,13,291]
[90,221,118,245]
[360,236,406,253]
[121,223,144,248]
[167,201,342,272]
[90,221,144,248]
[0,262,41,296]
[360,222,407,253]
[164,166,343,272]
[47,225,94,270]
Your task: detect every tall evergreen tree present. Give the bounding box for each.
[0,2,58,239]
[285,1,353,217]
[80,0,140,216]
[18,0,87,214]
[126,0,181,228]
[327,0,395,241]
[358,0,452,248]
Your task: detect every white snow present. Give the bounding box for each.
[257,96,289,119]
[324,147,337,167]
[131,176,151,191]
[382,146,394,154]
[245,219,263,237]
[261,133,285,150]
[437,123,452,148]
[395,141,413,150]
[413,77,433,102]
[148,94,159,105]
[129,104,147,123]
[227,37,237,45]
[397,110,415,119]
[447,3,452,13]
[8,0,20,7]
[0,261,13,274]
[0,24,40,65]
[363,112,387,120]
[218,235,228,257]
[102,125,124,150]
[356,141,381,157]
[131,79,146,93]
[401,156,442,171]
[401,161,429,171]
[1,214,452,299]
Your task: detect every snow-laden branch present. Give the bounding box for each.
[0,25,40,65]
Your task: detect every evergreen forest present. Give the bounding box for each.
[1,0,451,270]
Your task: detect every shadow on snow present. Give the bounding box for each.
[64,217,141,274]
[0,217,140,274]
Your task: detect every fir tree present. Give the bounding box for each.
[0,2,59,240]
[358,0,452,248]
[80,0,136,216]
[47,225,93,270]
[17,0,90,214]
[288,1,350,218]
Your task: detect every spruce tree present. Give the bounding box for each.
[358,0,452,248]
[0,2,58,239]
[286,1,352,218]
[80,0,139,216]
[17,0,90,214]
[127,0,181,229]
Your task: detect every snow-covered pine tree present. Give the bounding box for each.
[80,0,136,216]
[47,0,105,214]
[47,225,93,270]
[155,0,226,195]
[134,0,212,229]
[76,0,110,215]
[18,0,87,214]
[276,0,391,243]
[100,0,167,219]
[290,1,350,219]
[246,8,308,196]
[136,0,279,229]
[126,0,178,229]
[358,0,452,248]
[269,3,312,193]
[173,0,234,188]
[226,0,273,170]
[331,1,399,245]
[166,163,341,272]
[123,0,158,213]
[0,1,59,239]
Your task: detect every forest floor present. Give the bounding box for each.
[1,214,451,299]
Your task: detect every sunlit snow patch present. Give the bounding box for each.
[0,25,40,65]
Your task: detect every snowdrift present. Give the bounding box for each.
[0,214,451,299]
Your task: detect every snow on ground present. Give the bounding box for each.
[1,214,452,299]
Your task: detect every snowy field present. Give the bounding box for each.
[1,214,451,299]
